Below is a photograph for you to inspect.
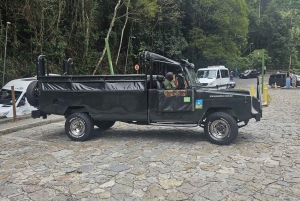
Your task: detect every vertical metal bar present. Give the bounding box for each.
[11,86,17,122]
[37,55,46,80]
[105,38,114,75]
[150,59,153,89]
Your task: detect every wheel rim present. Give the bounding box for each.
[209,119,230,139]
[69,117,85,137]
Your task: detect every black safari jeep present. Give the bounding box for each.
[27,51,262,145]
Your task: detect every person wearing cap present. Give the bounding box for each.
[163,72,176,90]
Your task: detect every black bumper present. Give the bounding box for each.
[31,110,47,119]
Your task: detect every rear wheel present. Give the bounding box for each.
[94,121,115,130]
[26,81,38,106]
[204,112,238,145]
[65,113,94,141]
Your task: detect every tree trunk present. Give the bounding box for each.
[92,0,122,75]
[115,0,130,68]
[289,55,291,71]
[84,14,90,57]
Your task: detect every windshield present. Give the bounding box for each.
[186,68,200,85]
[0,89,23,105]
[197,70,216,79]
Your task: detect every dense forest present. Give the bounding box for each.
[0,0,300,84]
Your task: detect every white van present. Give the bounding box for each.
[197,65,232,89]
[0,77,37,118]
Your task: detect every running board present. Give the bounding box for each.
[150,123,198,127]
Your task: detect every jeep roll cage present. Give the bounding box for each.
[138,51,199,88]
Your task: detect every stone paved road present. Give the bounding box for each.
[0,87,300,201]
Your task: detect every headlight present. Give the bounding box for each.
[208,82,214,86]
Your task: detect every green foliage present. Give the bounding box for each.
[185,0,249,69]
[1,0,300,85]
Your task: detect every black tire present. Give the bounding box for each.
[94,121,115,130]
[26,81,38,106]
[204,112,238,145]
[270,83,275,88]
[65,113,94,141]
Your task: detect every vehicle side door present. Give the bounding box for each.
[220,69,229,88]
[148,77,195,123]
[275,74,284,86]
[216,70,222,87]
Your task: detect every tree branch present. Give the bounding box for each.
[92,0,122,75]
[115,0,130,68]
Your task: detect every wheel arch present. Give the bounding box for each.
[64,106,90,118]
[201,107,237,123]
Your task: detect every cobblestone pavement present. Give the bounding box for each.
[0,88,300,201]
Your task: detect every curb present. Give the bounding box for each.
[0,114,32,124]
[0,117,65,136]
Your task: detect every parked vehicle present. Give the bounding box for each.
[27,52,262,145]
[239,70,260,79]
[269,73,287,87]
[269,73,300,87]
[0,77,36,118]
[197,66,235,89]
[296,75,300,86]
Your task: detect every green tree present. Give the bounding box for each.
[184,0,249,69]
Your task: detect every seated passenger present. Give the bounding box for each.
[163,72,176,90]
[176,73,185,89]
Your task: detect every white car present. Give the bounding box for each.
[0,77,37,118]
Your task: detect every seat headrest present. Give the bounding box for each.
[157,75,165,82]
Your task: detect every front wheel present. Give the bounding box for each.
[204,112,238,145]
[94,121,115,130]
[65,113,94,141]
